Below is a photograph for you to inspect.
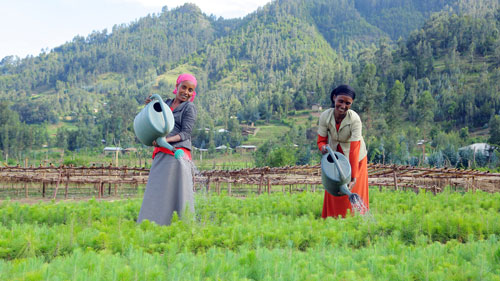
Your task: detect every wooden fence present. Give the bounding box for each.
[1,163,499,199]
[0,164,149,199]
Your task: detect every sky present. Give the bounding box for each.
[0,0,272,59]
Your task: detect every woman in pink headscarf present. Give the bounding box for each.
[137,73,198,226]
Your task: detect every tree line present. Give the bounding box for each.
[1,0,499,169]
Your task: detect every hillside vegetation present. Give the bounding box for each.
[1,0,500,169]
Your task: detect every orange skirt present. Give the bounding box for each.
[321,156,369,218]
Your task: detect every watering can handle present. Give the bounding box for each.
[150,94,169,133]
[326,146,352,196]
[150,94,184,160]
[326,146,347,181]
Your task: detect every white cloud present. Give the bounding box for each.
[119,0,271,18]
[112,0,167,8]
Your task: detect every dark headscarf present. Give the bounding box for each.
[330,84,356,108]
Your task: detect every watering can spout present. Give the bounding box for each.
[339,184,352,197]
[156,137,185,159]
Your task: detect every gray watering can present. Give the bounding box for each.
[133,94,184,159]
[321,146,363,206]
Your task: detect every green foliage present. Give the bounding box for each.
[0,190,500,279]
[416,90,436,133]
[254,141,298,167]
[354,0,458,40]
[268,146,297,167]
[62,157,87,166]
[385,80,405,127]
[489,115,500,146]
[1,0,500,169]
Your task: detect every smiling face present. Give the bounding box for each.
[175,80,196,102]
[333,94,353,117]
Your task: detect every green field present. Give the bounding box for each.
[243,110,318,147]
[17,110,321,170]
[0,189,499,280]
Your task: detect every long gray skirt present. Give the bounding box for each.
[137,152,195,226]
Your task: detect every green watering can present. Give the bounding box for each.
[133,94,184,159]
[321,146,362,205]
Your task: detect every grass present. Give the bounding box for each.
[245,124,290,145]
[242,109,318,147]
[46,121,78,137]
[193,151,254,170]
[12,148,153,168]
[156,65,202,86]
[0,190,499,280]
[12,147,251,170]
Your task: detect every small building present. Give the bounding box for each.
[459,143,494,156]
[235,145,257,153]
[312,104,322,111]
[103,147,123,154]
[215,145,232,151]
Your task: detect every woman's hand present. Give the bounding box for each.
[320,145,330,154]
[145,95,152,105]
[348,178,357,190]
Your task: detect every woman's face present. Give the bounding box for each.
[333,94,353,115]
[175,80,196,102]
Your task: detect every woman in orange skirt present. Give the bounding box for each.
[317,85,369,218]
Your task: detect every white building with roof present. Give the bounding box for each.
[459,143,494,156]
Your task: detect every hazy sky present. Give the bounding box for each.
[0,0,272,59]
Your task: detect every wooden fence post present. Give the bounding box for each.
[258,174,264,195]
[52,167,64,200]
[393,166,399,191]
[267,177,271,194]
[64,179,69,199]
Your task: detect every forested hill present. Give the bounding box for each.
[1,0,500,167]
[0,0,459,92]
[0,0,466,122]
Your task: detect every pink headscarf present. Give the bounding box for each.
[173,73,197,102]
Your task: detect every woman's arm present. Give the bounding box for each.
[348,116,363,188]
[180,104,196,140]
[349,141,361,179]
[154,103,197,145]
[165,134,181,143]
[317,135,328,153]
[175,103,197,142]
[317,110,331,153]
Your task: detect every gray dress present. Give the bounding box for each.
[137,99,197,226]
